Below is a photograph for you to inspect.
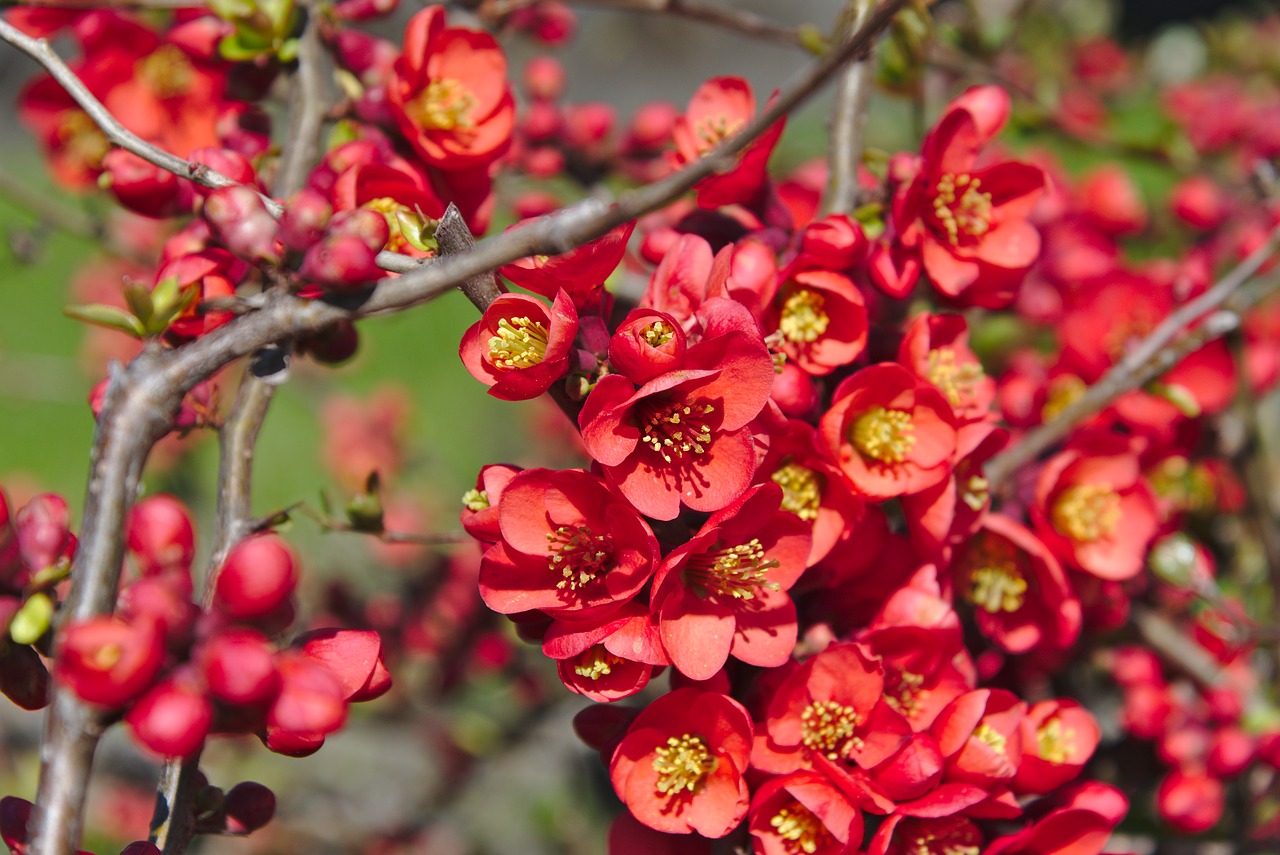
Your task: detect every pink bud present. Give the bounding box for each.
[1079,165,1147,235]
[188,147,258,194]
[522,146,565,179]
[299,235,382,289]
[523,56,565,101]
[214,536,299,622]
[1156,770,1223,834]
[564,101,615,150]
[117,573,197,649]
[331,0,397,23]
[199,628,280,706]
[1170,176,1229,231]
[625,102,678,151]
[277,188,332,253]
[125,675,212,758]
[102,149,186,219]
[16,495,74,573]
[296,628,392,703]
[265,652,347,744]
[204,185,280,264]
[126,495,196,576]
[771,362,819,418]
[519,101,562,144]
[56,617,165,708]
[1206,726,1256,778]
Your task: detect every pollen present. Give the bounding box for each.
[362,196,418,253]
[908,817,982,855]
[638,397,716,463]
[652,733,717,794]
[695,114,744,151]
[1036,717,1076,764]
[925,347,985,407]
[770,801,832,855]
[1051,483,1121,542]
[547,524,612,590]
[1042,374,1085,422]
[59,112,110,169]
[488,316,550,370]
[850,406,916,464]
[800,700,860,760]
[884,667,926,720]
[408,78,478,131]
[772,463,822,521]
[642,320,675,348]
[779,288,830,343]
[137,44,194,99]
[574,646,624,681]
[965,539,1028,614]
[972,722,1007,755]
[92,643,123,670]
[685,539,780,600]
[932,173,993,246]
[461,488,489,511]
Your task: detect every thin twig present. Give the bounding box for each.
[19,4,909,851]
[483,0,807,47]
[1132,606,1226,691]
[273,6,330,200]
[985,221,1280,489]
[822,0,878,216]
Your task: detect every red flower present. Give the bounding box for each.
[897,313,994,423]
[158,249,242,342]
[671,77,785,209]
[748,773,863,855]
[609,309,689,385]
[55,616,165,708]
[579,324,776,521]
[543,602,666,702]
[765,270,867,377]
[984,781,1127,855]
[870,814,983,855]
[1030,434,1159,580]
[388,6,515,171]
[332,162,445,256]
[819,364,958,500]
[651,483,810,680]
[1012,699,1100,795]
[931,688,1025,789]
[460,290,579,401]
[897,86,1044,306]
[609,688,753,837]
[478,468,659,619]
[950,515,1080,654]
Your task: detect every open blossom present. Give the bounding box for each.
[819,364,958,500]
[1013,699,1100,795]
[748,773,863,855]
[388,6,515,170]
[670,76,785,209]
[1030,433,1159,580]
[651,483,811,680]
[500,221,635,308]
[478,469,659,620]
[578,321,776,520]
[460,290,579,401]
[609,688,753,837]
[894,86,1044,307]
[898,313,994,423]
[765,269,867,377]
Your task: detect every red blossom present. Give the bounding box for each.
[671,77,785,209]
[55,616,165,708]
[897,313,994,423]
[931,689,1026,789]
[478,468,659,619]
[765,270,867,377]
[1012,699,1100,795]
[818,363,958,500]
[609,688,753,837]
[500,221,635,308]
[460,290,579,401]
[651,483,810,680]
[748,773,863,855]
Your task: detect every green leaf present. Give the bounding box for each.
[122,279,154,326]
[276,37,299,63]
[10,593,53,646]
[64,304,145,338]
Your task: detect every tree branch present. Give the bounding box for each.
[17,4,909,851]
[483,0,808,47]
[822,0,878,215]
[984,221,1280,490]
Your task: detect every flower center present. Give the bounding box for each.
[925,347,985,407]
[574,645,624,680]
[907,817,982,855]
[800,700,861,761]
[684,539,780,600]
[1042,374,1085,422]
[695,114,743,151]
[547,524,612,591]
[967,564,1027,613]
[136,44,194,99]
[770,801,832,855]
[932,173,993,246]
[637,397,716,463]
[772,463,822,522]
[1051,483,1121,542]
[1036,718,1076,764]
[779,288,830,343]
[362,197,416,253]
[488,316,550,370]
[972,722,1007,755]
[652,734,716,794]
[642,320,675,347]
[851,407,916,464]
[92,643,123,670]
[58,111,110,169]
[461,488,489,511]
[408,78,478,131]
[883,667,926,720]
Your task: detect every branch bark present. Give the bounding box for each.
[823,0,877,215]
[984,221,1280,490]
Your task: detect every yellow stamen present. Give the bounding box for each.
[685,539,780,600]
[695,115,743,151]
[770,802,832,855]
[461,488,489,511]
[407,78,478,131]
[973,722,1007,755]
[925,347,985,407]
[488,316,550,370]
[800,700,860,761]
[884,668,926,719]
[1051,483,1121,542]
[779,288,830,344]
[574,646,624,680]
[932,173,993,246]
[638,398,716,463]
[772,463,822,522]
[652,734,716,794]
[136,44,194,99]
[642,321,675,348]
[851,406,916,464]
[547,524,612,590]
[1037,717,1076,764]
[1042,375,1086,422]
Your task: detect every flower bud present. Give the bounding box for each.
[126,494,196,576]
[296,628,392,702]
[198,627,280,706]
[523,56,565,101]
[56,617,165,708]
[16,494,73,573]
[213,535,299,621]
[1156,770,1223,834]
[203,185,280,264]
[771,361,819,418]
[224,782,276,834]
[101,149,186,219]
[1206,726,1256,778]
[1170,176,1229,231]
[277,188,333,253]
[125,674,213,758]
[300,234,382,290]
[299,320,360,365]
